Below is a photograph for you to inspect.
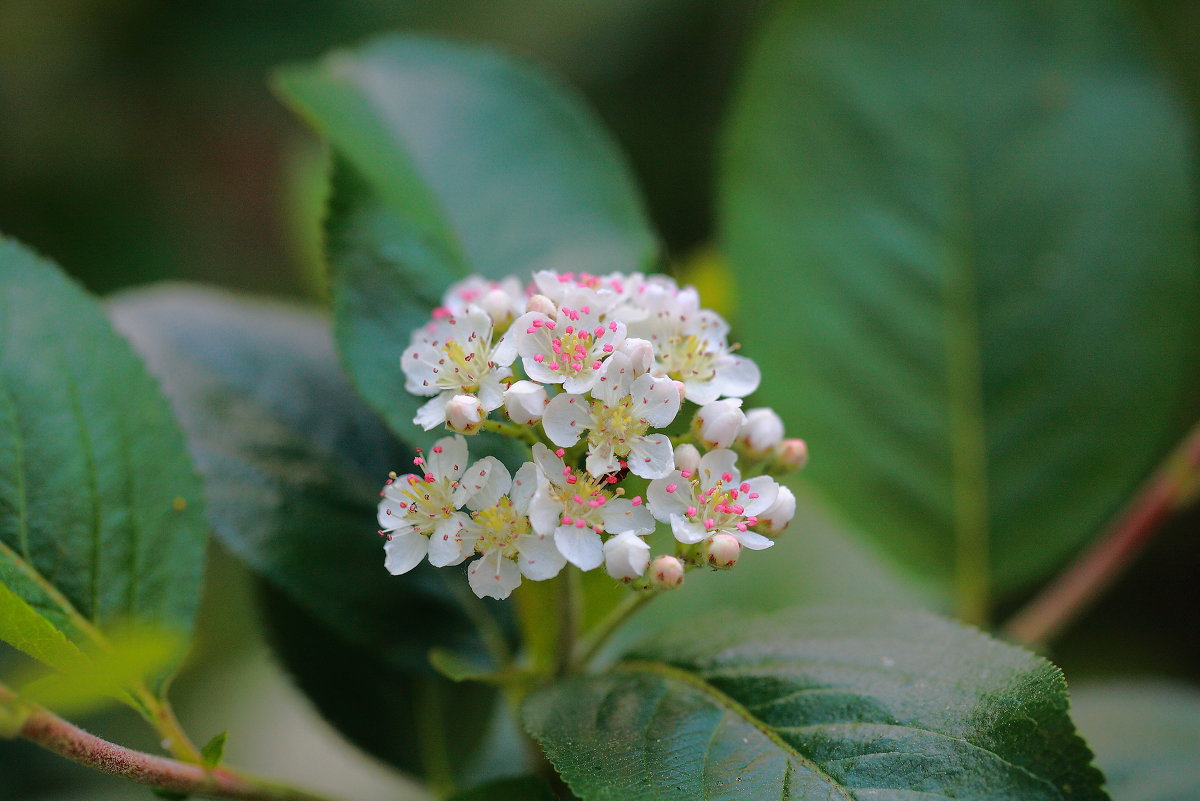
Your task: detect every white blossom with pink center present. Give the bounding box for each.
[439,275,526,323]
[511,290,626,395]
[540,353,679,479]
[527,444,654,570]
[459,461,566,600]
[402,307,518,430]
[646,449,779,551]
[377,435,505,575]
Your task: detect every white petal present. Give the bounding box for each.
[414,393,451,430]
[714,354,761,398]
[383,531,428,575]
[646,472,691,522]
[732,529,774,551]
[592,352,634,405]
[428,515,467,567]
[377,493,412,530]
[510,461,538,512]
[603,531,650,580]
[542,393,589,447]
[682,377,721,405]
[528,485,563,536]
[585,438,620,477]
[467,551,522,600]
[634,373,681,428]
[697,449,739,490]
[600,498,656,535]
[669,514,708,545]
[522,358,563,385]
[741,475,780,516]
[517,533,567,581]
[401,342,442,396]
[554,525,604,570]
[532,443,569,488]
[428,434,468,482]
[476,373,507,411]
[511,312,554,357]
[461,456,511,511]
[627,434,675,480]
[561,370,600,395]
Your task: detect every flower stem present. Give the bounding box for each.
[570,591,656,671]
[133,686,204,764]
[1003,419,1200,647]
[553,570,581,677]
[0,684,347,801]
[480,418,540,447]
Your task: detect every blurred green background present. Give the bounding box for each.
[2,0,1198,798]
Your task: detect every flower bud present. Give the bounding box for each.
[673,443,701,473]
[674,380,687,405]
[693,399,746,450]
[616,337,655,375]
[776,438,809,470]
[526,293,557,317]
[756,484,796,535]
[446,394,485,434]
[481,288,517,326]
[650,555,685,589]
[705,533,741,568]
[503,380,548,424]
[603,531,650,581]
[739,408,784,455]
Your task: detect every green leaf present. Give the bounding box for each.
[273,34,656,439]
[719,0,1200,614]
[0,581,88,674]
[0,238,207,671]
[448,776,559,801]
[525,606,1106,801]
[200,731,227,769]
[107,285,516,781]
[1072,681,1200,801]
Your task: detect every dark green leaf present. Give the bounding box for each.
[0,238,207,670]
[274,35,656,439]
[1072,681,1200,801]
[107,285,516,780]
[200,731,226,769]
[525,606,1106,801]
[720,0,1200,611]
[447,775,559,801]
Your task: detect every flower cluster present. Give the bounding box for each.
[378,271,806,599]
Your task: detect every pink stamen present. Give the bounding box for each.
[665,483,678,493]
[631,496,643,506]
[534,353,545,363]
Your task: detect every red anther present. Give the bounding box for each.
[555,448,566,457]
[631,496,643,506]
[680,469,692,479]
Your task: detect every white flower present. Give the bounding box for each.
[614,337,655,375]
[541,353,680,479]
[626,284,760,404]
[446,394,485,434]
[503,380,549,425]
[673,443,701,473]
[511,290,627,395]
[694,399,746,450]
[440,275,525,324]
[461,462,567,600]
[756,484,796,535]
[603,531,650,581]
[530,270,635,316]
[377,435,502,574]
[646,449,779,551]
[403,308,517,431]
[527,444,654,570]
[739,408,785,454]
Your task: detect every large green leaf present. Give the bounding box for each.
[274,34,657,439]
[0,238,207,666]
[720,0,1200,616]
[1072,681,1200,801]
[107,284,514,779]
[525,607,1106,801]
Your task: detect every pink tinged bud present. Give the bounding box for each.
[650,555,685,589]
[739,408,785,454]
[757,484,797,535]
[705,533,741,568]
[693,399,746,449]
[446,394,485,434]
[603,531,650,581]
[673,443,701,473]
[615,337,655,375]
[526,294,557,317]
[503,380,549,425]
[481,288,515,324]
[777,438,809,470]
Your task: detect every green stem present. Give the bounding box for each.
[440,572,513,670]
[570,591,656,672]
[480,418,540,447]
[554,571,581,677]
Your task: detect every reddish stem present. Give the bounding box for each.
[1003,420,1200,646]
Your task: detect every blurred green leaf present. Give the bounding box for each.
[200,731,227,769]
[447,775,559,801]
[273,34,657,441]
[0,237,207,680]
[108,285,514,781]
[0,582,88,675]
[526,606,1107,801]
[720,0,1200,616]
[1072,681,1200,801]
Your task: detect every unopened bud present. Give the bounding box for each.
[526,293,557,317]
[739,408,784,455]
[650,555,685,589]
[693,399,746,450]
[673,443,701,473]
[481,288,517,326]
[756,484,796,535]
[616,337,655,375]
[705,533,741,568]
[503,380,548,424]
[603,531,650,581]
[776,438,809,470]
[675,381,687,404]
[446,394,485,434]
